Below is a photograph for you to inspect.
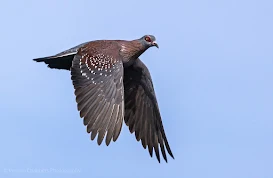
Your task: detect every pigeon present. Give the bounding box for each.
[33,35,174,163]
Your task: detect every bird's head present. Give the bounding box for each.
[139,35,159,49]
[119,34,159,63]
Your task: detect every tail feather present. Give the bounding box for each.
[33,54,74,70]
[33,41,89,70]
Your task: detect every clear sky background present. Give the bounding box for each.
[1,0,273,178]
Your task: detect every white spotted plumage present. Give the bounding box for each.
[79,53,119,81]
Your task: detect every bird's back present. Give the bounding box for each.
[33,39,126,70]
[78,40,123,59]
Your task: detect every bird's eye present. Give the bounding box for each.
[145,36,152,42]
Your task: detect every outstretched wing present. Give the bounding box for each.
[71,44,124,145]
[123,58,174,163]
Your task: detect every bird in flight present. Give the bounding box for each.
[33,35,174,163]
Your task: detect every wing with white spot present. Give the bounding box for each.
[70,46,124,146]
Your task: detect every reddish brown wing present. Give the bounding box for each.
[70,43,124,146]
[123,58,174,163]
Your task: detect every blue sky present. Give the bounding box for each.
[1,0,273,177]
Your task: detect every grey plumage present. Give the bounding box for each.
[33,35,174,163]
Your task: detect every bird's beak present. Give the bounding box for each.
[152,41,159,48]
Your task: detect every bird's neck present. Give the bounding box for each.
[119,40,147,64]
